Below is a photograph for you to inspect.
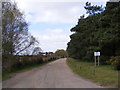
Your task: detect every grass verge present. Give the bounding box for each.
[2,59,56,80]
[66,58,118,87]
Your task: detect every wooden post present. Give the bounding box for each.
[95,56,96,67]
[98,56,100,66]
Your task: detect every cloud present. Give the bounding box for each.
[15,0,108,24]
[15,0,109,3]
[16,2,85,24]
[29,28,72,52]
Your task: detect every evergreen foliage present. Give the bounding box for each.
[67,2,120,64]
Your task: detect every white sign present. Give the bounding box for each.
[94,52,100,56]
[109,0,120,2]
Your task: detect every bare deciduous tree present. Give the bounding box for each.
[2,2,39,56]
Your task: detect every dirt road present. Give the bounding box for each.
[3,58,102,88]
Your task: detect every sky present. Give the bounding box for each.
[14,0,109,52]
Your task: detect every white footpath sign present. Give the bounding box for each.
[94,52,100,56]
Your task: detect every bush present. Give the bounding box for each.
[101,55,110,65]
[2,55,19,72]
[108,56,120,70]
[19,55,43,66]
[12,55,43,69]
[2,54,59,72]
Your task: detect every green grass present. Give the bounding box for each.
[67,58,118,87]
[2,59,56,80]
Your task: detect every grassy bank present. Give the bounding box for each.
[67,58,118,87]
[3,59,56,80]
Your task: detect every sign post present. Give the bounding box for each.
[94,52,96,67]
[94,52,100,66]
[98,56,99,66]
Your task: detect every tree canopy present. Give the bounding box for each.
[2,2,39,56]
[67,2,120,63]
[54,49,67,58]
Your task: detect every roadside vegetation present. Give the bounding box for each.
[67,2,120,70]
[67,58,118,87]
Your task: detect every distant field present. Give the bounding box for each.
[67,58,118,87]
